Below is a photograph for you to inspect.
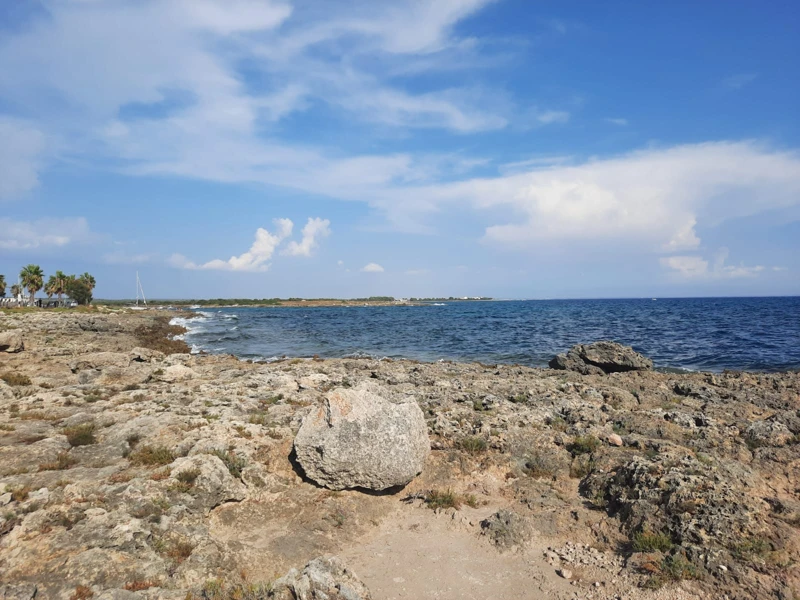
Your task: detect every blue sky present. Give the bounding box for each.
[1,0,798,299]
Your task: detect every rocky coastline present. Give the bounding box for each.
[0,309,798,599]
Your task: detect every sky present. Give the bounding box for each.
[1,0,799,300]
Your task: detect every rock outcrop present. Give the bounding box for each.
[294,385,430,490]
[0,331,23,353]
[549,341,653,374]
[270,556,372,600]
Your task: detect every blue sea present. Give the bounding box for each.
[173,297,800,373]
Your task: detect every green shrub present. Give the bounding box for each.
[425,489,461,510]
[457,436,487,454]
[210,449,246,479]
[129,445,175,466]
[64,423,96,447]
[175,468,201,486]
[632,530,673,553]
[568,434,600,456]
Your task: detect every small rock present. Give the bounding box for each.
[607,433,623,447]
[557,568,573,580]
[480,510,532,551]
[0,330,24,353]
[270,556,372,600]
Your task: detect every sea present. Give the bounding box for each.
[171,297,800,373]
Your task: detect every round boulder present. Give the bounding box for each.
[294,385,430,491]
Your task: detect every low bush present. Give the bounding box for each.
[568,434,600,456]
[632,530,673,553]
[210,449,246,479]
[39,451,77,471]
[456,436,488,454]
[129,445,175,466]
[64,423,96,447]
[1,372,32,386]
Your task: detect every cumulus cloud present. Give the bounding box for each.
[361,263,385,273]
[466,142,800,253]
[0,217,93,250]
[661,248,771,279]
[171,219,293,272]
[282,217,331,257]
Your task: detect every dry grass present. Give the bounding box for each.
[123,579,160,591]
[38,451,77,471]
[1,372,32,386]
[64,423,97,447]
[129,444,175,466]
[424,489,462,510]
[69,586,93,600]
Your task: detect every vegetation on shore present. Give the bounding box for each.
[1,265,96,306]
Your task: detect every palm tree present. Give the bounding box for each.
[79,273,96,298]
[45,275,57,299]
[52,270,69,301]
[79,272,96,291]
[19,264,44,306]
[0,275,6,298]
[11,283,22,299]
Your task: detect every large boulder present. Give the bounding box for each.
[270,556,372,600]
[294,385,430,491]
[549,341,653,374]
[0,331,24,353]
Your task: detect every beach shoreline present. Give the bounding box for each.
[0,309,798,599]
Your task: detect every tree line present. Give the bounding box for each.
[0,265,96,306]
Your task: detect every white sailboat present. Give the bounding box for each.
[131,271,148,310]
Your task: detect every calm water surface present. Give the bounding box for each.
[173,297,800,372]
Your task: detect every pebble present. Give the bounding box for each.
[557,568,573,580]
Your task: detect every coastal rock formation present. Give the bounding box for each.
[0,309,798,599]
[271,556,372,600]
[294,385,430,490]
[549,341,653,374]
[0,331,23,353]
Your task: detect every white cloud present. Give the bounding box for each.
[455,142,800,253]
[282,217,331,257]
[661,248,771,279]
[361,263,385,273]
[659,256,709,278]
[0,217,93,250]
[0,118,46,200]
[171,219,293,272]
[605,117,628,126]
[536,110,570,125]
[722,73,758,90]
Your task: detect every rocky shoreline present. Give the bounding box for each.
[0,309,798,599]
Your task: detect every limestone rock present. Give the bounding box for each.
[0,331,24,353]
[169,454,246,512]
[69,352,130,373]
[480,510,532,551]
[270,556,372,600]
[607,433,624,447]
[746,419,794,448]
[549,341,653,374]
[294,385,430,490]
